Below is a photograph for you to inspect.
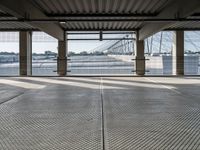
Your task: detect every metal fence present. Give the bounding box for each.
[32,60,57,76]
[0,55,200,76]
[67,55,135,75]
[0,55,19,76]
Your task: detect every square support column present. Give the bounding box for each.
[19,31,32,76]
[172,31,184,75]
[135,31,145,76]
[57,33,67,76]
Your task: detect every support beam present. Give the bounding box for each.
[139,0,200,40]
[135,31,145,76]
[47,13,157,18]
[172,31,184,75]
[19,31,32,76]
[0,0,64,40]
[57,33,67,76]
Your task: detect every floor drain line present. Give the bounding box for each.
[100,77,106,150]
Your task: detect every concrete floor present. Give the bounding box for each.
[0,77,200,150]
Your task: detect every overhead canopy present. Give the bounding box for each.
[0,0,199,40]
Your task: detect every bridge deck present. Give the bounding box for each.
[0,77,200,150]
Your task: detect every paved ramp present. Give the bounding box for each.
[0,77,200,149]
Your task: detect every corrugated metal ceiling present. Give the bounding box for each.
[32,0,168,15]
[0,1,200,31]
[60,21,143,30]
[0,9,35,30]
[0,9,14,19]
[30,0,169,31]
[0,9,6,15]
[31,0,200,31]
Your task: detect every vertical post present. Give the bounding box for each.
[159,32,163,54]
[135,31,145,76]
[58,32,67,76]
[172,31,184,75]
[99,31,103,41]
[19,31,32,76]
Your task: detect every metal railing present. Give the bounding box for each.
[32,60,57,76]
[67,55,135,75]
[0,55,200,76]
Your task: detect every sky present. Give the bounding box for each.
[0,40,106,53]
[0,31,199,53]
[0,32,111,53]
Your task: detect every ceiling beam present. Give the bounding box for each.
[46,13,157,18]
[0,13,13,17]
[0,0,64,40]
[139,0,200,40]
[0,18,200,22]
[191,13,200,17]
[0,28,199,32]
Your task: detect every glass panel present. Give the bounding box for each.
[32,32,58,76]
[67,32,135,76]
[0,32,19,76]
[145,31,173,75]
[184,31,200,75]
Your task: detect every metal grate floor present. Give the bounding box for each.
[0,77,200,150]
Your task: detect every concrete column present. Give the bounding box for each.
[135,31,145,75]
[172,31,184,75]
[19,31,32,76]
[57,33,67,76]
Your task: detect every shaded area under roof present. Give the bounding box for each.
[0,1,199,32]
